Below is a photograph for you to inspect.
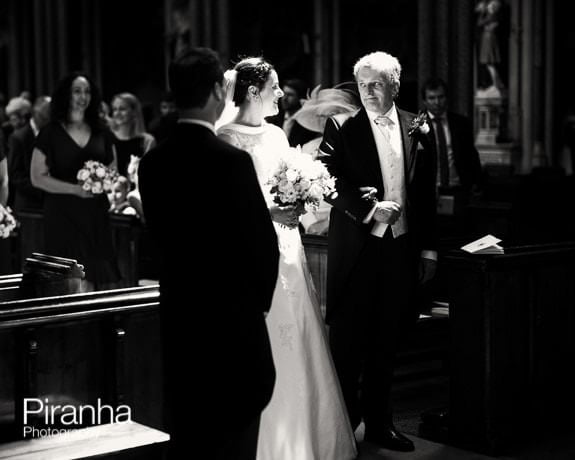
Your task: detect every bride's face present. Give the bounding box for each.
[259,70,284,117]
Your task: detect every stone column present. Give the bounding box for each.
[417,0,436,91]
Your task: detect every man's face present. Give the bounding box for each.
[280,85,301,113]
[8,112,28,129]
[423,87,447,117]
[160,101,176,117]
[356,66,395,114]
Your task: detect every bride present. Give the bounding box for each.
[217,57,357,460]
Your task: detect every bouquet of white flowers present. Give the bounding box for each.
[267,147,336,211]
[0,204,17,239]
[76,160,118,194]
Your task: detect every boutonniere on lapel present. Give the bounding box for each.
[407,111,430,137]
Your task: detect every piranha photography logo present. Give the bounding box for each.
[22,397,132,439]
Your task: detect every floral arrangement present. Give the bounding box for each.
[267,147,336,211]
[408,111,430,137]
[76,160,118,194]
[0,204,17,239]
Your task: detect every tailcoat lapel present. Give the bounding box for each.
[398,110,418,184]
[355,109,384,190]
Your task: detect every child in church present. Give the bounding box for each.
[108,176,137,216]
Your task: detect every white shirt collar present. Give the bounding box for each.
[178,118,215,134]
[30,119,39,136]
[367,104,399,126]
[426,111,446,122]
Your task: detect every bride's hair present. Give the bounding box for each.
[232,57,275,106]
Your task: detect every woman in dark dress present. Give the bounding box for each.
[110,93,155,179]
[30,72,121,290]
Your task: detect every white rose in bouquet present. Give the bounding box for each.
[76,160,118,195]
[267,146,336,211]
[0,204,17,239]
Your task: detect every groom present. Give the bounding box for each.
[320,51,438,452]
[139,47,278,459]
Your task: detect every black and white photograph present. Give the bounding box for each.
[1,0,575,459]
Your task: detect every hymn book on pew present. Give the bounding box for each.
[461,234,504,255]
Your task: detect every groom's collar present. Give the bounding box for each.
[178,118,215,134]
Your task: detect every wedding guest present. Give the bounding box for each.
[5,96,32,131]
[0,147,10,274]
[30,71,121,291]
[320,51,438,452]
[126,157,144,221]
[8,95,51,213]
[148,91,178,144]
[108,176,136,215]
[0,146,7,207]
[20,90,33,103]
[218,56,357,460]
[99,100,112,127]
[110,93,156,178]
[421,77,483,204]
[139,47,279,460]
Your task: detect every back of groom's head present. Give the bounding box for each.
[168,47,224,109]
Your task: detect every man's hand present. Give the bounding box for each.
[419,258,437,284]
[373,201,401,225]
[359,186,378,201]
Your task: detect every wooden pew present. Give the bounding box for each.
[0,275,22,303]
[302,234,450,380]
[14,211,143,289]
[444,242,575,454]
[0,253,84,302]
[0,285,163,450]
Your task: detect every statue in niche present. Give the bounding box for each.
[475,0,506,94]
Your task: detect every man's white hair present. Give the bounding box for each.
[353,51,402,97]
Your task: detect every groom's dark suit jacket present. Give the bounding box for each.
[139,123,278,442]
[320,108,437,323]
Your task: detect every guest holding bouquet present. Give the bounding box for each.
[31,71,121,290]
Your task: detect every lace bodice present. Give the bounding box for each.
[217,122,289,188]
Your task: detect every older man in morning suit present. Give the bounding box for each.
[138,47,278,460]
[320,51,438,453]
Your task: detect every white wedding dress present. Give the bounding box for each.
[217,121,357,460]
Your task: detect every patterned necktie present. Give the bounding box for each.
[432,118,449,187]
[374,115,392,127]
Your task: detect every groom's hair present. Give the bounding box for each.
[168,47,224,109]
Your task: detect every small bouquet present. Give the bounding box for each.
[0,204,17,239]
[267,147,336,211]
[408,111,430,137]
[76,160,118,194]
